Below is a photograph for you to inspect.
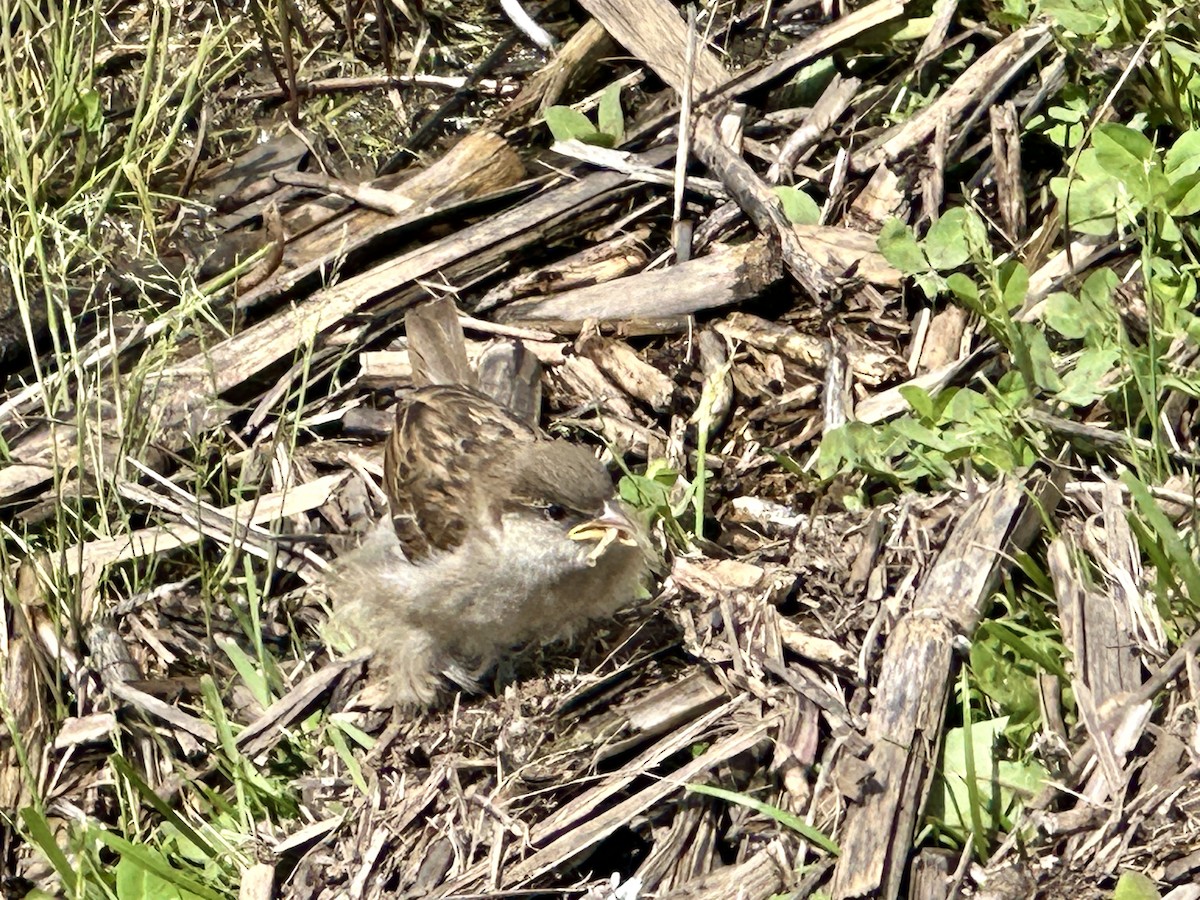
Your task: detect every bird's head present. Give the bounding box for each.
[498,440,645,568]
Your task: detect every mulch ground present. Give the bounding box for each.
[4,0,1200,898]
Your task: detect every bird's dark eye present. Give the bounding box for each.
[544,504,567,522]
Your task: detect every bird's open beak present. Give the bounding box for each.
[568,501,637,541]
[567,501,640,565]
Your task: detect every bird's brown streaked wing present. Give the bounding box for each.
[383,385,538,560]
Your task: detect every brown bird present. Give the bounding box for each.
[330,305,653,707]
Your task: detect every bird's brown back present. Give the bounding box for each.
[383,384,538,560]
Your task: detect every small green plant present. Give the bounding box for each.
[774,186,822,224]
[1040,0,1125,42]
[1144,21,1200,130]
[1052,124,1200,239]
[1026,84,1093,149]
[545,82,626,147]
[1111,871,1164,900]
[925,709,1049,856]
[816,202,1167,492]
[618,459,695,548]
[815,376,1040,493]
[969,570,1072,743]
[686,783,840,855]
[1123,470,1200,621]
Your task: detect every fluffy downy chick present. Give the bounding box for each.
[329,385,652,706]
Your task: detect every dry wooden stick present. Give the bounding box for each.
[672,5,699,261]
[271,171,426,217]
[576,0,727,96]
[852,23,1054,171]
[436,701,778,893]
[1050,530,1141,715]
[691,113,838,298]
[238,130,526,311]
[717,0,906,102]
[830,474,1060,899]
[576,0,844,298]
[767,74,862,183]
[669,838,795,898]
[0,154,666,505]
[495,19,616,129]
[989,101,1027,239]
[232,73,473,102]
[44,472,345,623]
[473,226,650,312]
[494,237,781,325]
[550,139,728,198]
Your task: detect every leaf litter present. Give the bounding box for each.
[3,0,1200,898]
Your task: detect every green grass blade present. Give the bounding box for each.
[1123,470,1200,609]
[686,783,840,855]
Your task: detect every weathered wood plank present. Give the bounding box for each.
[831,474,1060,899]
[495,237,781,325]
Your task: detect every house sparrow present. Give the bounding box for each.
[330,384,652,707]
